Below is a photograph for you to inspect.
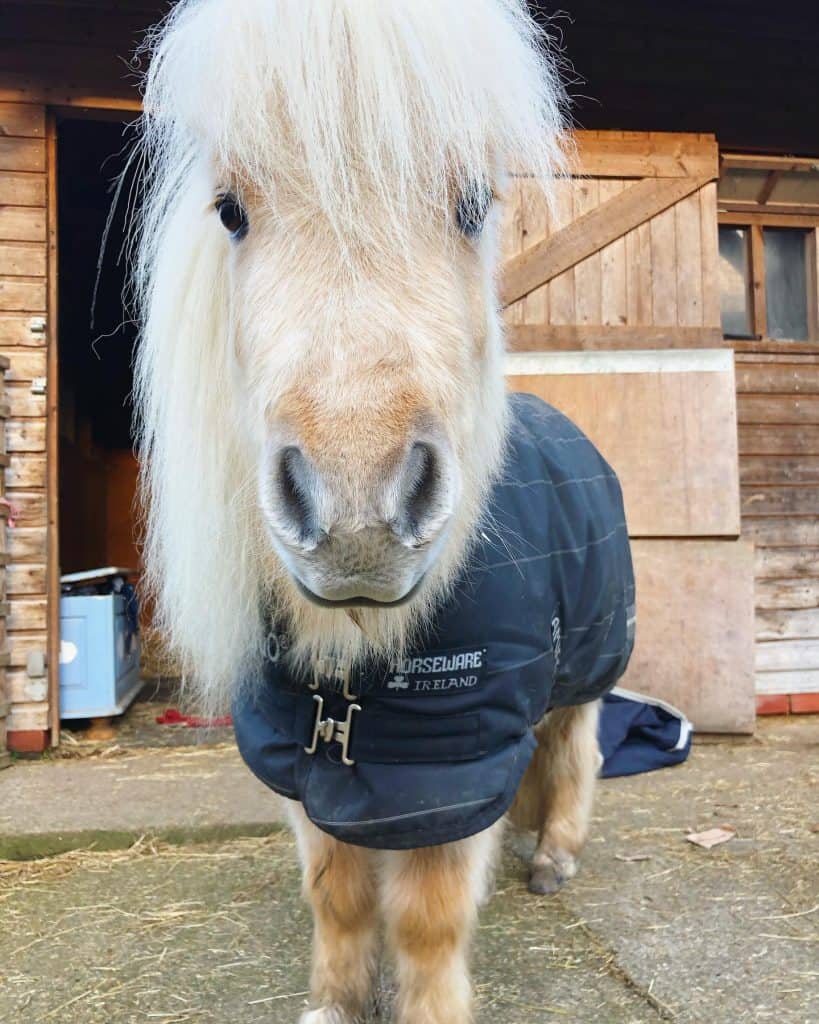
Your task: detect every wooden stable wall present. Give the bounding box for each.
[0,101,52,751]
[739,354,819,708]
[501,132,757,732]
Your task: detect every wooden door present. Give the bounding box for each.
[499,132,756,732]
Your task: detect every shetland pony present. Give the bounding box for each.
[134,2,599,1020]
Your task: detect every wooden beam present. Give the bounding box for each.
[505,323,725,352]
[45,111,59,748]
[750,223,767,339]
[501,175,713,306]
[720,201,819,218]
[757,170,782,205]
[721,154,819,173]
[570,131,718,180]
[719,211,819,229]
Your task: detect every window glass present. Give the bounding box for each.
[764,228,809,340]
[719,226,753,337]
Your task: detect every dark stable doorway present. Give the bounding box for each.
[57,118,140,575]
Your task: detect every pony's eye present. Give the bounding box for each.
[215,194,248,239]
[456,184,493,238]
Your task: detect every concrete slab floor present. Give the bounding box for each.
[0,717,816,1023]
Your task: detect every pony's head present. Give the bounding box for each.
[134,0,566,709]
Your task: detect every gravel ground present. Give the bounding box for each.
[0,717,816,1023]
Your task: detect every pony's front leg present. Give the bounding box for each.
[288,805,378,1024]
[381,826,501,1024]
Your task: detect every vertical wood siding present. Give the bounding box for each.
[0,101,49,734]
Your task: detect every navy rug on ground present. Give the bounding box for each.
[599,689,693,778]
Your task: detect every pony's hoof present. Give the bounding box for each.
[528,847,577,894]
[300,1008,352,1024]
[528,863,565,894]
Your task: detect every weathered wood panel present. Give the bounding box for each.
[622,539,756,733]
[0,100,49,743]
[0,242,47,277]
[6,563,46,596]
[508,354,740,538]
[756,547,819,579]
[0,278,46,313]
[739,424,819,454]
[736,346,819,695]
[738,395,819,425]
[0,171,46,209]
[757,608,819,642]
[0,137,45,173]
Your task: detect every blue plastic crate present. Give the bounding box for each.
[59,592,141,719]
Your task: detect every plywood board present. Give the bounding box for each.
[507,351,740,538]
[622,539,756,733]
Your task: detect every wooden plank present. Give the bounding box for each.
[756,639,819,673]
[572,179,602,326]
[509,363,741,537]
[499,178,525,326]
[6,703,48,732]
[0,205,46,242]
[741,485,819,517]
[719,211,819,230]
[650,204,677,324]
[738,395,819,424]
[755,547,819,579]
[505,323,725,351]
[0,278,46,312]
[675,191,703,326]
[721,154,819,173]
[6,669,48,706]
[4,490,46,528]
[0,102,45,138]
[739,424,819,455]
[7,525,47,562]
[0,313,47,346]
[740,456,819,485]
[6,597,47,633]
[6,563,46,595]
[0,242,46,277]
[750,223,767,337]
[757,608,819,642]
[6,387,46,419]
[621,539,755,733]
[6,419,46,452]
[572,132,718,180]
[624,220,652,325]
[699,183,722,328]
[517,178,549,324]
[743,517,819,547]
[736,363,819,394]
[0,136,45,173]
[46,107,59,744]
[501,175,712,306]
[734,340,819,356]
[6,453,47,490]
[0,350,47,380]
[721,201,819,219]
[755,578,819,610]
[755,669,819,696]
[0,171,46,207]
[546,177,575,325]
[599,180,627,326]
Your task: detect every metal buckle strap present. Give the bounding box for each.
[304,694,361,766]
[309,659,358,700]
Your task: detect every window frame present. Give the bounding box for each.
[718,152,819,354]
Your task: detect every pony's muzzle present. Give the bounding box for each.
[261,432,459,605]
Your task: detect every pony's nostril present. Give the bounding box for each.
[398,442,449,545]
[275,446,318,547]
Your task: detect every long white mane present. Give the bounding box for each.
[133,0,567,712]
